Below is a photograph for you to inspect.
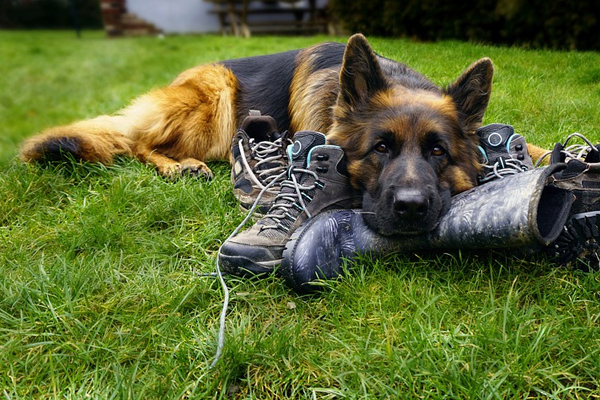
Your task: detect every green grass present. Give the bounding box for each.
[1,30,600,399]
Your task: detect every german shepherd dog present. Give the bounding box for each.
[19,34,546,236]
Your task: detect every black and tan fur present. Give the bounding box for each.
[20,34,547,235]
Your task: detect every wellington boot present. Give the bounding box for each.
[281,165,573,292]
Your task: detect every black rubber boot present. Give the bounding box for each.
[281,165,573,292]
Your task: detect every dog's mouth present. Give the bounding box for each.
[362,186,451,236]
[362,209,442,236]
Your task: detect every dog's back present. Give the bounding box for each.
[221,42,347,133]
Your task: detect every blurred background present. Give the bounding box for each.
[0,0,599,49]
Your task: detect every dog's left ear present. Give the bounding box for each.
[338,34,387,109]
[444,58,494,133]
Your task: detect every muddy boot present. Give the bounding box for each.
[544,133,600,270]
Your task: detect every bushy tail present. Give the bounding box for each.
[20,116,133,165]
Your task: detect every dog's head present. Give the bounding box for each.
[327,34,493,236]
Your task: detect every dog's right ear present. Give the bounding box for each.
[338,34,387,110]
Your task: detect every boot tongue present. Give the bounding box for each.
[549,142,565,164]
[288,131,327,166]
[242,114,278,142]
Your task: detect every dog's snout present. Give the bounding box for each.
[393,189,429,218]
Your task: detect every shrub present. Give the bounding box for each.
[329,0,600,50]
[0,0,103,29]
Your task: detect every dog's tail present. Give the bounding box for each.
[20,115,134,165]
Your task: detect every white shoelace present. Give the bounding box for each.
[239,137,288,193]
[535,132,596,167]
[479,158,530,183]
[261,166,323,231]
[209,165,291,368]
[209,156,328,367]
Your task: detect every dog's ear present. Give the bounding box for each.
[444,58,494,133]
[338,34,387,109]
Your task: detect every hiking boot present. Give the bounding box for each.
[219,130,362,276]
[231,110,291,213]
[476,123,534,184]
[544,133,600,270]
[547,132,600,167]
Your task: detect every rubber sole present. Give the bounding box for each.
[548,211,600,272]
[217,253,281,277]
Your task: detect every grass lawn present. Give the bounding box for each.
[1,30,600,399]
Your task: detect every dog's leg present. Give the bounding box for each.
[124,64,238,179]
[527,143,550,165]
[131,142,184,178]
[21,64,238,179]
[133,141,213,180]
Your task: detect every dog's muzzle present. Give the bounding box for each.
[361,156,451,236]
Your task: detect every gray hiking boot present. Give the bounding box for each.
[476,123,533,184]
[219,130,362,276]
[231,111,291,213]
[476,127,600,271]
[544,133,600,270]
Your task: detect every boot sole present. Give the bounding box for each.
[548,211,600,272]
[218,253,281,276]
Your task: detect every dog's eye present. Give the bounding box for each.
[431,146,446,157]
[374,142,388,153]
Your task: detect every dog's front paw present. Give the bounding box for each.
[157,162,182,180]
[180,158,214,180]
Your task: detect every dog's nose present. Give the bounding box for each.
[393,189,429,219]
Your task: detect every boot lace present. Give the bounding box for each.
[209,165,288,369]
[260,166,324,232]
[479,156,530,183]
[535,133,597,167]
[238,136,289,192]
